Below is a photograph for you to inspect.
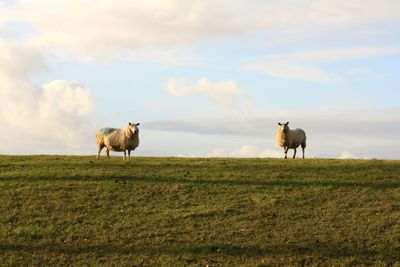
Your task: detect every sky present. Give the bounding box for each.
[0,0,400,159]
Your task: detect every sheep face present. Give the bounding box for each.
[277,122,289,134]
[128,122,140,135]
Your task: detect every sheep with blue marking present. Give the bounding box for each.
[96,122,140,160]
[277,121,306,159]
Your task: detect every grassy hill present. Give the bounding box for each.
[1,155,400,266]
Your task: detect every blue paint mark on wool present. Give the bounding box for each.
[98,128,118,136]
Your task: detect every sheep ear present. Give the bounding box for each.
[278,122,282,126]
[136,123,140,126]
[128,122,132,126]
[285,121,289,125]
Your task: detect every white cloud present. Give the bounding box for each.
[2,0,243,58]
[1,1,399,59]
[245,47,400,82]
[125,48,206,66]
[0,41,46,79]
[207,149,228,158]
[339,151,357,159]
[262,47,400,64]
[229,145,282,158]
[0,42,96,154]
[0,79,95,153]
[206,145,282,158]
[339,151,369,160]
[40,80,94,118]
[166,77,255,118]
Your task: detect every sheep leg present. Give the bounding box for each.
[123,151,126,160]
[293,148,297,159]
[284,147,288,159]
[106,149,110,160]
[97,145,104,159]
[128,150,131,160]
[302,146,305,159]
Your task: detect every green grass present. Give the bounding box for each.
[1,155,400,266]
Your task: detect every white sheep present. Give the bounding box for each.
[96,122,140,160]
[277,121,306,159]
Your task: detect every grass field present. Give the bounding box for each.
[1,155,400,266]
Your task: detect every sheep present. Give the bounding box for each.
[277,121,306,159]
[96,122,140,160]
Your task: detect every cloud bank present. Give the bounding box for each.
[245,47,400,82]
[2,0,399,58]
[0,42,95,154]
[207,145,282,158]
[144,108,400,159]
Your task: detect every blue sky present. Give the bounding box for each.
[1,0,400,159]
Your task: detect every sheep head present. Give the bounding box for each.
[128,122,140,135]
[277,121,289,134]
